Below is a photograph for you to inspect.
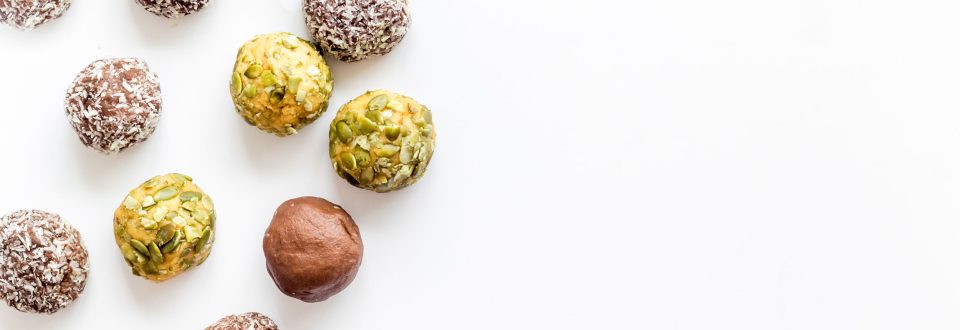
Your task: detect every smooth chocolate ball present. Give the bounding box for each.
[262,197,362,302]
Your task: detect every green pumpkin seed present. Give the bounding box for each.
[161,230,182,253]
[201,195,214,210]
[181,201,196,212]
[195,227,212,253]
[245,64,263,78]
[365,110,382,123]
[261,72,277,86]
[368,94,388,111]
[140,218,158,230]
[192,210,210,225]
[384,126,401,141]
[143,262,159,275]
[123,196,139,210]
[354,148,372,167]
[231,73,243,96]
[121,243,143,263]
[130,239,149,256]
[359,116,378,134]
[153,186,178,201]
[287,77,302,94]
[141,196,156,208]
[360,167,374,184]
[157,224,176,244]
[184,226,201,241]
[269,87,285,103]
[179,191,200,202]
[243,84,257,98]
[147,242,163,264]
[336,121,353,143]
[375,145,400,157]
[340,152,357,170]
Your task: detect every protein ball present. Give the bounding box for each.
[114,173,216,282]
[230,32,334,136]
[0,210,89,314]
[303,0,410,62]
[134,0,210,18]
[0,0,70,30]
[206,312,279,330]
[65,57,162,154]
[329,90,436,192]
[263,197,362,302]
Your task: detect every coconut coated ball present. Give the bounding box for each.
[135,0,210,18]
[0,0,71,30]
[206,312,278,330]
[304,0,410,62]
[65,57,162,154]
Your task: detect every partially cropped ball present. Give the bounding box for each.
[65,57,162,154]
[0,0,71,30]
[304,0,410,62]
[230,32,334,136]
[207,312,278,330]
[135,0,210,18]
[329,90,436,192]
[263,197,362,302]
[0,210,89,314]
[114,173,216,282]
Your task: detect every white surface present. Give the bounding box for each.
[1,0,960,329]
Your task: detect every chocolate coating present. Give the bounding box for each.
[206,312,278,330]
[0,210,89,314]
[263,197,362,302]
[0,0,71,30]
[65,57,162,154]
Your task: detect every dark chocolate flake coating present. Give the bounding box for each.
[135,0,210,18]
[0,0,71,30]
[65,57,162,154]
[304,0,410,62]
[0,210,89,314]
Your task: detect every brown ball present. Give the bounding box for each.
[0,0,71,30]
[135,0,211,18]
[262,197,362,302]
[64,57,162,154]
[206,312,278,330]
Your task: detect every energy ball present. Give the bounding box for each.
[207,312,278,330]
[0,210,89,314]
[65,57,162,154]
[263,197,362,302]
[0,0,70,30]
[230,32,334,137]
[114,173,216,282]
[304,0,410,62]
[329,90,436,192]
[135,0,211,18]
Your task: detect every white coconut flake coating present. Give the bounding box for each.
[304,0,410,62]
[0,210,89,314]
[134,0,210,18]
[0,0,71,30]
[65,57,162,154]
[206,312,279,330]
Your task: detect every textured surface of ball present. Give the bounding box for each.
[0,210,88,314]
[230,32,334,136]
[0,0,71,30]
[206,312,279,330]
[134,0,210,18]
[304,0,410,62]
[329,90,435,192]
[65,57,162,154]
[263,197,362,302]
[114,173,216,282]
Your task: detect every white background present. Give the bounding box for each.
[1,0,960,329]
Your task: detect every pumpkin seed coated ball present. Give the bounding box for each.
[114,173,216,282]
[329,90,436,192]
[230,32,334,137]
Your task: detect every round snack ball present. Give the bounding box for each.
[134,0,210,18]
[230,32,334,137]
[65,57,162,154]
[263,197,362,302]
[206,312,278,330]
[329,90,436,192]
[304,0,409,62]
[114,173,216,282]
[0,210,89,314]
[0,0,70,30]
